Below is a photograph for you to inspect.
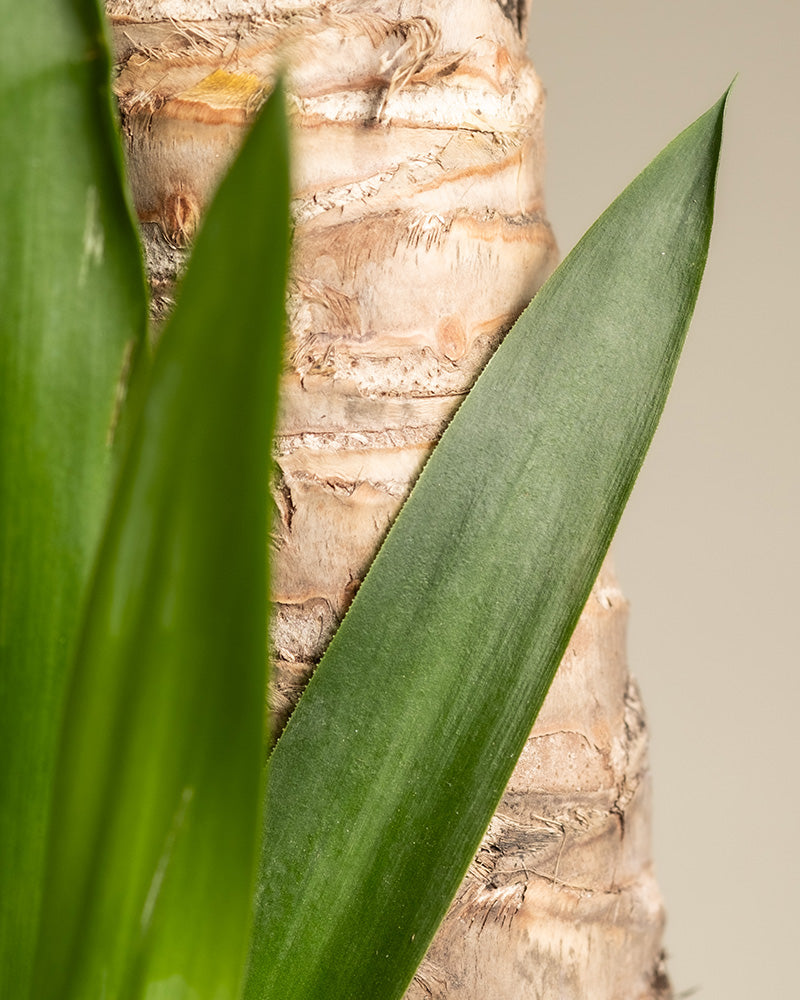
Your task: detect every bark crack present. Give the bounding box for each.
[495,0,528,38]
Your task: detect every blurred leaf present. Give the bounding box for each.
[33,87,290,1000]
[0,3,147,995]
[245,91,729,1000]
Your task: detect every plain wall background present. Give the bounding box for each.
[528,3,798,997]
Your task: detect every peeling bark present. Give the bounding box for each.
[106,1,670,996]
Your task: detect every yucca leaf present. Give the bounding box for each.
[0,4,147,995]
[245,91,728,1000]
[32,87,290,1000]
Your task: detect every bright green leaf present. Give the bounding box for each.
[245,90,729,1000]
[32,87,290,1000]
[0,4,147,995]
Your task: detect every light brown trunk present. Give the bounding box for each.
[107,1,670,996]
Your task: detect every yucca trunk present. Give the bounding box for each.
[107,1,670,996]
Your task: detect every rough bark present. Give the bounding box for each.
[106,1,671,996]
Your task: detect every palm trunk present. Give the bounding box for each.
[107,1,670,996]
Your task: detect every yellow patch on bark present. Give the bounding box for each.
[169,69,265,124]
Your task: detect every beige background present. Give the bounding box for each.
[529,2,798,996]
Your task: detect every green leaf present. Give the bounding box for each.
[245,90,729,1000]
[0,4,147,995]
[32,86,290,1000]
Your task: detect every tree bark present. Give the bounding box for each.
[106,1,671,996]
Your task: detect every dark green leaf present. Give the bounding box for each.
[32,87,290,1000]
[0,4,147,995]
[245,90,729,1000]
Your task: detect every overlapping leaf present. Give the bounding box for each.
[0,4,147,995]
[244,92,728,1000]
[32,85,290,1000]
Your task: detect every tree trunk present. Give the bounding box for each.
[106,1,671,996]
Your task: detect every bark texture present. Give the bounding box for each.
[106,1,670,996]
